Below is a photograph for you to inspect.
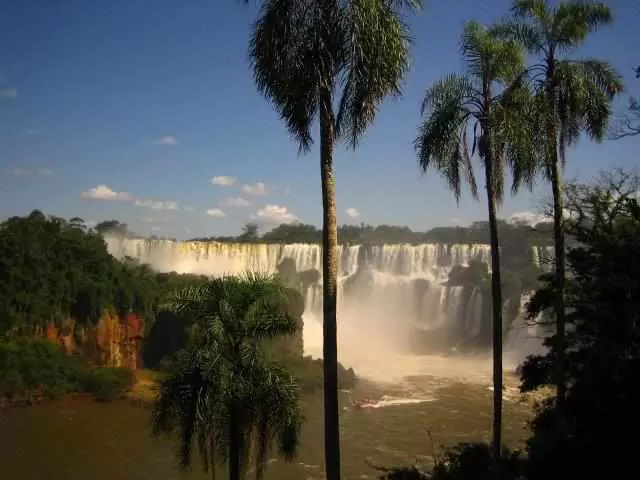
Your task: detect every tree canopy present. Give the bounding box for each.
[0,210,206,336]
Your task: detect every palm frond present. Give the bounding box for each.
[336,0,414,147]
[415,74,477,202]
[512,0,552,29]
[384,0,423,11]
[552,1,612,49]
[491,20,544,55]
[250,0,326,153]
[462,21,525,87]
[554,59,623,150]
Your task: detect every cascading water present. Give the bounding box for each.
[105,235,546,382]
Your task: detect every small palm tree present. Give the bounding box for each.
[415,21,538,461]
[151,274,303,480]
[497,0,623,409]
[249,2,422,478]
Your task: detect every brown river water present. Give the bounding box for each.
[0,367,533,480]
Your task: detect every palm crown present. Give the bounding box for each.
[250,0,422,151]
[415,21,539,202]
[497,0,623,171]
[152,274,303,480]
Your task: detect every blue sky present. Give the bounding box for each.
[1,0,638,239]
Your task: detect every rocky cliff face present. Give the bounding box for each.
[44,313,145,369]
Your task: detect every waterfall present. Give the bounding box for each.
[106,235,542,360]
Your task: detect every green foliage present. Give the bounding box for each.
[82,367,136,402]
[0,211,207,341]
[0,338,134,403]
[152,274,304,479]
[521,171,640,480]
[377,442,524,480]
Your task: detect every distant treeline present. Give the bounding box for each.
[190,221,554,246]
[91,218,554,247]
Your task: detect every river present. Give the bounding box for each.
[0,370,533,480]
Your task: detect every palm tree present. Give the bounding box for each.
[497,0,623,410]
[151,274,303,480]
[249,2,422,478]
[415,21,538,461]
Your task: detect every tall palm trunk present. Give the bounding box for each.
[546,57,566,411]
[483,141,504,464]
[550,157,566,409]
[319,86,341,480]
[229,410,241,480]
[210,434,217,480]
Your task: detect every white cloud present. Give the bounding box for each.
[0,88,17,99]
[211,176,236,186]
[1,167,53,176]
[206,208,226,218]
[256,204,299,224]
[135,199,179,211]
[345,207,360,218]
[448,217,465,226]
[151,226,162,232]
[81,185,179,211]
[154,135,179,146]
[81,185,133,201]
[241,182,269,196]
[507,211,549,226]
[221,196,251,207]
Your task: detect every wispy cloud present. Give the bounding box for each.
[255,204,299,224]
[1,167,53,176]
[135,199,178,211]
[0,88,17,99]
[206,208,226,218]
[241,182,269,196]
[345,207,360,218]
[507,211,549,226]
[211,175,236,186]
[154,135,179,146]
[221,196,251,207]
[81,184,179,211]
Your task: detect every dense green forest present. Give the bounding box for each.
[0,210,207,337]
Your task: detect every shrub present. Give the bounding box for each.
[0,338,135,403]
[378,443,524,480]
[81,367,136,402]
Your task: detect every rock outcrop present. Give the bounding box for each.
[44,313,145,369]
